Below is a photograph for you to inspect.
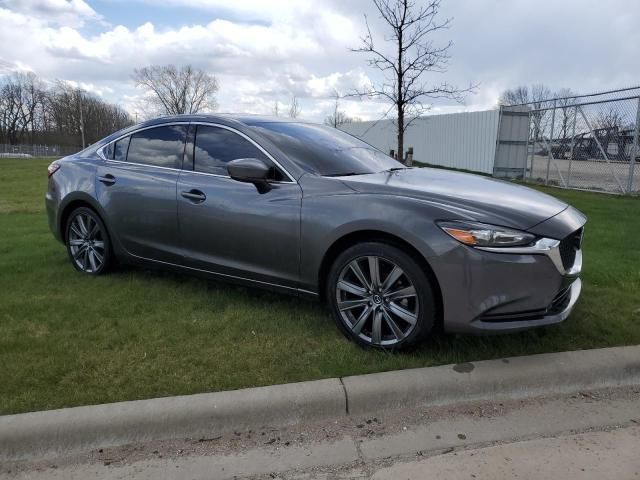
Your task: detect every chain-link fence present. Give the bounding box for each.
[0,144,81,158]
[521,87,640,195]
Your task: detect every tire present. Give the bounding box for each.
[65,206,113,275]
[326,242,436,350]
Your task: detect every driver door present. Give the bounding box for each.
[177,124,302,289]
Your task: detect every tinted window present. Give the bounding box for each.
[194,125,269,176]
[247,122,402,176]
[127,125,187,169]
[104,142,114,160]
[114,136,130,161]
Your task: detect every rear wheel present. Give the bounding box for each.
[327,242,436,350]
[65,207,113,275]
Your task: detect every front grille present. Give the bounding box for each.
[558,227,583,270]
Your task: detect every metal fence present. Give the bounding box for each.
[0,144,81,158]
[522,87,640,195]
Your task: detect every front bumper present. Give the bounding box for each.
[431,217,585,335]
[468,277,581,333]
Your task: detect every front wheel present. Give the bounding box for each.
[327,242,436,350]
[65,207,113,275]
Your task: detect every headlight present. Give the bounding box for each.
[437,221,536,247]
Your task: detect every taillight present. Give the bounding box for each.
[47,163,60,178]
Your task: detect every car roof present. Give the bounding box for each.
[136,113,312,128]
[93,113,322,156]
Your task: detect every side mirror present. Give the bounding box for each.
[227,158,271,193]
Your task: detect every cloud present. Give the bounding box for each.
[0,0,99,27]
[0,0,639,122]
[0,3,375,120]
[58,79,114,97]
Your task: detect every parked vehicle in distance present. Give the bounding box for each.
[46,115,586,350]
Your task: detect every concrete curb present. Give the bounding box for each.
[2,345,639,461]
[342,345,640,415]
[0,378,346,461]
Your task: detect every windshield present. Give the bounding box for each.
[247,121,404,176]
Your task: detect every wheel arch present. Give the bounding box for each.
[58,193,111,244]
[317,230,444,330]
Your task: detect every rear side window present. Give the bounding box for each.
[104,142,114,160]
[113,137,129,161]
[127,125,187,169]
[194,125,272,177]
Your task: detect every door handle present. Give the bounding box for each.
[98,174,116,185]
[181,189,207,203]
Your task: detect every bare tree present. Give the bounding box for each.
[596,108,625,130]
[132,64,219,116]
[498,86,530,106]
[499,84,553,108]
[0,72,46,144]
[500,84,554,142]
[0,72,132,147]
[324,90,359,128]
[287,95,300,119]
[48,82,89,148]
[273,100,280,116]
[47,81,133,147]
[555,88,576,140]
[352,0,473,164]
[324,108,353,128]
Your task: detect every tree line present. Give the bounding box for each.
[0,72,133,147]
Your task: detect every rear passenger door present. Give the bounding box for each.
[96,124,187,264]
[177,124,302,289]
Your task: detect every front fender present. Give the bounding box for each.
[299,192,460,292]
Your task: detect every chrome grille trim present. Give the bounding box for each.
[477,232,583,276]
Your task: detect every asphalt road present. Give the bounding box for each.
[3,385,639,480]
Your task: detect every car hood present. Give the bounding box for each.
[338,167,569,230]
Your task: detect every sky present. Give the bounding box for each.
[0,0,638,122]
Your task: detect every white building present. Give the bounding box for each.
[339,108,529,177]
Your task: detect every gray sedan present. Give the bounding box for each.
[46,115,586,350]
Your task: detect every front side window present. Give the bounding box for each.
[127,125,187,169]
[247,121,402,176]
[193,125,272,176]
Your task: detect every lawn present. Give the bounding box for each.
[1,157,639,415]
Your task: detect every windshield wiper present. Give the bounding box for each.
[323,172,366,177]
[384,167,410,172]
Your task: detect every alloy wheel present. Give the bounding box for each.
[335,255,419,347]
[68,213,106,273]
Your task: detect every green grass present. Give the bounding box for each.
[1,158,639,415]
[0,157,51,214]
